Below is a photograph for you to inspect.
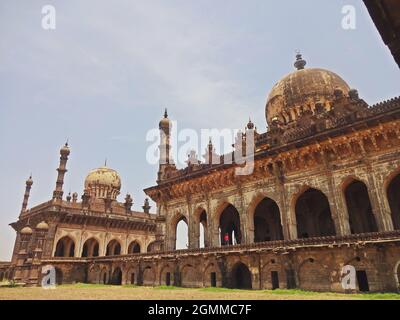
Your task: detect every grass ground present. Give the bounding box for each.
[0,283,399,300]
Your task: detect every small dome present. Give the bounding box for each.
[265,57,351,126]
[159,109,171,130]
[84,166,121,200]
[36,221,49,230]
[60,143,70,156]
[26,176,33,186]
[20,226,33,235]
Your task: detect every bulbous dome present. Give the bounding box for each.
[159,109,171,130]
[266,57,351,127]
[36,221,49,230]
[84,166,121,200]
[20,226,33,235]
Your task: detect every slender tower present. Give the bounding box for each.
[157,109,175,182]
[21,175,33,213]
[52,142,70,200]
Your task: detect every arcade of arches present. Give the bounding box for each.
[165,172,400,250]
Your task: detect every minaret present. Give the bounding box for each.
[21,175,33,213]
[157,109,175,182]
[52,142,70,200]
[159,109,171,165]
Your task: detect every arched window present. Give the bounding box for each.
[175,216,188,250]
[54,236,75,257]
[219,204,241,246]
[128,241,141,254]
[81,238,100,257]
[295,188,336,238]
[254,198,283,242]
[344,180,378,234]
[387,174,400,230]
[106,240,121,256]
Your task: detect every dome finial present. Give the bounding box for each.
[294,51,306,70]
[164,108,168,118]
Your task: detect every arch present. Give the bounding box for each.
[143,266,156,286]
[127,267,137,285]
[81,238,100,257]
[0,271,4,282]
[159,264,174,286]
[231,262,252,289]
[147,241,157,253]
[344,180,378,234]
[174,214,188,250]
[195,207,208,249]
[219,204,242,246]
[54,236,75,257]
[295,188,336,238]
[387,173,400,230]
[203,263,221,288]
[110,267,122,285]
[253,197,283,242]
[127,241,141,254]
[100,268,109,284]
[106,239,121,256]
[181,264,201,288]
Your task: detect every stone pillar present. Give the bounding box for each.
[370,170,394,231]
[366,168,393,231]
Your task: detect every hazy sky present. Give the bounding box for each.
[0,1,399,259]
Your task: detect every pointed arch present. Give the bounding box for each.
[81,238,100,257]
[106,239,122,256]
[127,240,141,254]
[54,236,75,257]
[294,187,336,238]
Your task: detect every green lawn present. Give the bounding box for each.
[0,283,399,300]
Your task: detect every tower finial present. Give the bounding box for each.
[104,158,107,167]
[164,108,168,118]
[294,51,307,70]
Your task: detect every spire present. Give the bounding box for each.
[104,158,107,167]
[21,175,33,213]
[164,108,168,118]
[53,142,70,201]
[294,51,307,70]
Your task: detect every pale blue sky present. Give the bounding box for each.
[0,1,399,259]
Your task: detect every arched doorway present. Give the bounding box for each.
[54,236,75,257]
[387,174,400,230]
[175,216,188,250]
[344,180,378,234]
[106,240,121,256]
[111,267,122,285]
[231,262,252,289]
[219,204,241,246]
[147,241,157,253]
[295,188,336,238]
[128,241,141,254]
[0,272,4,282]
[199,210,208,248]
[254,198,283,242]
[81,238,99,257]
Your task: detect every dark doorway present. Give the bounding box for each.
[103,272,107,284]
[356,270,370,292]
[286,269,296,289]
[254,198,283,242]
[387,174,400,230]
[231,263,252,289]
[211,272,217,287]
[220,205,242,246]
[295,188,336,238]
[271,271,279,290]
[111,268,122,285]
[166,272,171,286]
[130,273,135,285]
[345,181,378,234]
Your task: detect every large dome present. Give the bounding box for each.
[84,166,121,200]
[266,56,351,126]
